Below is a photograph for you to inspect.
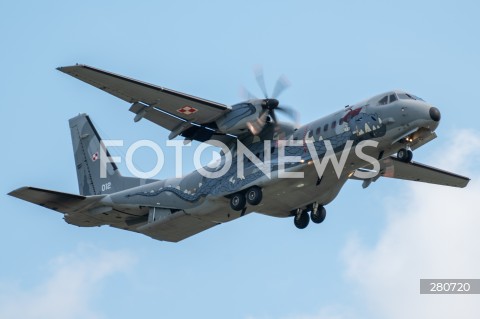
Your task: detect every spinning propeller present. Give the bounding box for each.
[244,66,298,135]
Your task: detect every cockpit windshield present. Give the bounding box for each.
[375,91,426,106]
[377,93,398,105]
[397,93,425,101]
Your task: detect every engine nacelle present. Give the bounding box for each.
[215,102,263,135]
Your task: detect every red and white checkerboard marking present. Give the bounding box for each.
[91,152,99,162]
[177,105,198,115]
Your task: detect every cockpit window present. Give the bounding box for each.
[397,93,412,100]
[411,94,425,101]
[397,93,425,101]
[389,94,397,103]
[378,95,388,105]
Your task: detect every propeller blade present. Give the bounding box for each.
[254,65,268,98]
[240,86,257,100]
[272,74,291,99]
[276,105,299,124]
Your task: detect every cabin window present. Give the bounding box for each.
[316,127,321,136]
[331,121,337,129]
[323,124,329,132]
[339,118,344,125]
[307,130,313,138]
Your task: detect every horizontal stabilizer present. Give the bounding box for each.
[8,187,88,214]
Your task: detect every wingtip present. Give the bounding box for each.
[7,186,30,197]
[56,63,84,72]
[462,178,471,188]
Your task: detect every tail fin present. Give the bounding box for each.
[69,114,156,195]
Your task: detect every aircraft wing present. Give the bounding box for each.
[57,64,235,144]
[136,212,220,243]
[357,156,470,188]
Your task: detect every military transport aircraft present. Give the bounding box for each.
[9,64,470,242]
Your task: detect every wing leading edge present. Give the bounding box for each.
[379,157,470,188]
[355,156,470,188]
[57,64,234,144]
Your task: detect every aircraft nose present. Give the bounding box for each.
[429,107,441,122]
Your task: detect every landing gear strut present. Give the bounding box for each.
[310,203,326,224]
[293,203,327,229]
[294,208,310,229]
[397,148,413,163]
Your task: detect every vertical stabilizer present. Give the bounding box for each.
[69,114,156,195]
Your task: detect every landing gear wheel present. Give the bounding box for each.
[398,148,413,163]
[406,150,413,162]
[311,206,326,224]
[246,186,262,206]
[294,209,310,229]
[230,193,246,211]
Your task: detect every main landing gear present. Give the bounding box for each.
[293,202,327,229]
[230,186,263,211]
[397,148,413,163]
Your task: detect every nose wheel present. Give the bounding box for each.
[310,203,326,224]
[294,208,310,229]
[293,203,327,229]
[397,148,413,163]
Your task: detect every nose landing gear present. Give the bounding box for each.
[397,148,413,163]
[310,202,326,224]
[292,202,327,229]
[294,208,310,229]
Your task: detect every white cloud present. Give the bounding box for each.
[342,129,480,319]
[0,245,135,319]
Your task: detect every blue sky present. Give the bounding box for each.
[2,1,480,318]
